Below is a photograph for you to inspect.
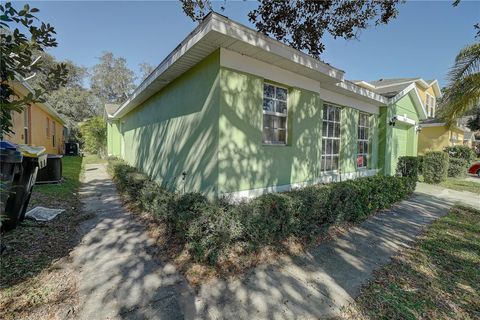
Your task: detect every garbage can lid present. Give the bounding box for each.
[17,145,47,158]
[0,140,17,150]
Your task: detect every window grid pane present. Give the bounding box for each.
[357,113,370,168]
[321,104,341,172]
[263,83,288,144]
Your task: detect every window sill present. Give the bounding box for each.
[262,143,288,147]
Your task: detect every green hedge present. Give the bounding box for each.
[396,156,419,180]
[108,159,416,265]
[447,157,468,178]
[443,145,476,163]
[423,151,449,184]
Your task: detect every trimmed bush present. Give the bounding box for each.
[417,155,424,176]
[447,157,468,178]
[396,156,419,180]
[423,151,449,184]
[443,145,476,163]
[108,159,417,265]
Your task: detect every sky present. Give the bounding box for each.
[15,0,480,87]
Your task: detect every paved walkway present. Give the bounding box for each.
[74,164,479,319]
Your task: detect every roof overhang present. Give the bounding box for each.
[12,76,67,125]
[112,13,351,119]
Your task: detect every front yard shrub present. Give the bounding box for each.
[108,159,417,266]
[443,145,476,163]
[396,156,419,180]
[423,151,449,184]
[447,157,468,178]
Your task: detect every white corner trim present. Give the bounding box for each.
[222,169,379,200]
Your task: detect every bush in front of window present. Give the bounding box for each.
[396,156,419,180]
[107,158,417,266]
[423,151,449,184]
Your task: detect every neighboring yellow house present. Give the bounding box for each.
[354,78,469,154]
[6,78,66,155]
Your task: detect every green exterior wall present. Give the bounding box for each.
[107,120,121,157]
[110,50,221,197]
[107,53,392,197]
[217,67,381,194]
[381,93,420,176]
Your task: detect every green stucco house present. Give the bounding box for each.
[106,13,426,198]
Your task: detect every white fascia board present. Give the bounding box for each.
[374,79,419,89]
[112,13,346,119]
[334,81,389,104]
[210,14,344,82]
[429,79,442,98]
[420,122,446,127]
[220,48,320,93]
[354,80,376,90]
[388,83,428,120]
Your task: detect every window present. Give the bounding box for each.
[357,113,370,169]
[23,106,29,144]
[321,104,341,172]
[46,117,50,137]
[263,83,288,144]
[425,93,435,118]
[52,121,56,147]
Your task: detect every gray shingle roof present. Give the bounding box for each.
[368,78,419,87]
[105,104,120,117]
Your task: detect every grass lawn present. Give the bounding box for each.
[0,156,92,320]
[343,205,480,320]
[419,175,480,194]
[438,177,480,194]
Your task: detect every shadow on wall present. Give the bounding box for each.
[217,68,324,194]
[120,52,221,197]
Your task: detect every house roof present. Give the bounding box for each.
[354,78,442,99]
[13,76,67,125]
[110,12,388,119]
[105,104,120,117]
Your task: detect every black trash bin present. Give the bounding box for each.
[0,141,23,230]
[1,145,47,231]
[65,142,79,156]
[36,154,63,184]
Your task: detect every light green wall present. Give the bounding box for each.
[217,67,381,194]
[107,120,121,157]
[382,93,420,176]
[116,50,221,196]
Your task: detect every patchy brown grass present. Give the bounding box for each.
[341,205,480,320]
[0,156,92,320]
[122,197,352,286]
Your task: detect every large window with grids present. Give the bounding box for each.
[263,83,288,144]
[321,104,341,172]
[357,113,370,169]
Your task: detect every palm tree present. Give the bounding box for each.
[439,43,480,126]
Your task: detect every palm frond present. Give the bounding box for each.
[439,73,480,127]
[448,43,480,84]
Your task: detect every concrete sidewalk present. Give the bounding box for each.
[74,164,479,319]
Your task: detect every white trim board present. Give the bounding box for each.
[222,169,379,200]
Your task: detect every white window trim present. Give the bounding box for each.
[321,103,342,173]
[262,82,288,146]
[425,92,435,118]
[357,112,370,169]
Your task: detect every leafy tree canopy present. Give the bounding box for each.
[138,62,155,83]
[0,2,68,137]
[90,52,136,104]
[180,0,401,58]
